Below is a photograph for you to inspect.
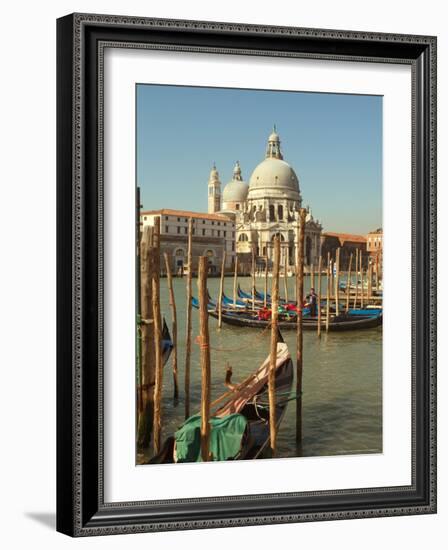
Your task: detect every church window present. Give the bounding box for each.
[269,205,275,220]
[238,233,249,242]
[278,205,283,220]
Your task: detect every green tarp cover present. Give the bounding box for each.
[175,413,248,462]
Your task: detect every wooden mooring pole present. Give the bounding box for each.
[184,217,193,419]
[251,244,256,311]
[296,208,306,443]
[264,255,268,308]
[283,246,289,303]
[218,251,226,328]
[137,225,155,450]
[354,248,359,310]
[346,252,353,313]
[164,253,178,403]
[360,249,364,309]
[152,245,163,455]
[317,255,322,338]
[233,256,238,307]
[335,248,340,314]
[269,236,281,456]
[326,253,331,333]
[198,256,211,461]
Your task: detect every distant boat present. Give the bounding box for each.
[149,334,294,463]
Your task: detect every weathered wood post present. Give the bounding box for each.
[184,217,193,419]
[375,254,379,291]
[152,245,163,455]
[295,208,306,443]
[233,255,238,307]
[360,249,364,309]
[251,244,256,311]
[367,261,372,301]
[218,251,226,328]
[283,247,289,302]
[311,263,315,291]
[164,253,178,402]
[317,255,322,337]
[346,252,353,313]
[269,236,281,456]
[198,256,211,461]
[335,248,340,314]
[326,252,331,333]
[354,248,359,310]
[264,255,268,308]
[137,225,155,450]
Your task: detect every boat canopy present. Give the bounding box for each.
[174,413,248,462]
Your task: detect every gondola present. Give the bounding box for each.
[162,318,174,366]
[206,308,383,331]
[149,334,294,463]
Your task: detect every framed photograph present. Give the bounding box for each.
[57,13,437,536]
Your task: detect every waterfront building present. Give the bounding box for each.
[367,228,383,255]
[140,209,235,274]
[320,232,368,269]
[209,128,323,269]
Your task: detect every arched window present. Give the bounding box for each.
[271,233,285,242]
[238,233,249,242]
[205,249,214,257]
[269,205,275,221]
[175,248,185,257]
[278,205,283,220]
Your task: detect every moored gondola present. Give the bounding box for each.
[149,337,294,463]
[207,308,382,331]
[162,318,174,366]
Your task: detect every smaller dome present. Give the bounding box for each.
[268,131,280,142]
[223,180,248,202]
[223,161,248,203]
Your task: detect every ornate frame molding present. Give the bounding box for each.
[57,13,437,536]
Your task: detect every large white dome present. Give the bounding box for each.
[248,157,300,200]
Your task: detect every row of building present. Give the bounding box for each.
[141,128,382,275]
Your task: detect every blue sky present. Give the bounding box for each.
[136,84,382,235]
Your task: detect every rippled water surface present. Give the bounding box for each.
[143,275,382,461]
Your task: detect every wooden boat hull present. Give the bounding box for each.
[149,339,294,463]
[207,310,382,331]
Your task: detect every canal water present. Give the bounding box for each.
[144,274,382,461]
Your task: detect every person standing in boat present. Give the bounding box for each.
[305,288,318,317]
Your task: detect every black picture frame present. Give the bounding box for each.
[57,13,437,536]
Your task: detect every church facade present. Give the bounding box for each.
[208,129,323,269]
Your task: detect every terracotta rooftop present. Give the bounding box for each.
[140,209,234,223]
[323,232,367,244]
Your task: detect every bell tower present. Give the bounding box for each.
[208,163,222,213]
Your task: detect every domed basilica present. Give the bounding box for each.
[208,128,323,268]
